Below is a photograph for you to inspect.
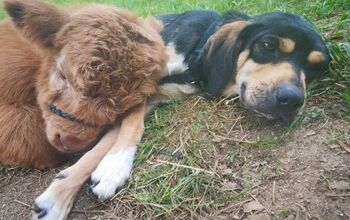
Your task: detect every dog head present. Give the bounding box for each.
[4,0,167,153]
[202,12,331,123]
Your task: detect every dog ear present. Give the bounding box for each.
[202,21,249,97]
[4,0,69,47]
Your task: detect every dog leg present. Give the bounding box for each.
[90,103,145,201]
[33,103,145,219]
[32,126,120,220]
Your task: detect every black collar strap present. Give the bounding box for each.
[48,103,98,127]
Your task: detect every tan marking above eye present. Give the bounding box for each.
[279,38,295,53]
[307,51,325,65]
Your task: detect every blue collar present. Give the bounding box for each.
[48,103,97,127]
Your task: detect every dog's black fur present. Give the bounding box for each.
[156,10,331,123]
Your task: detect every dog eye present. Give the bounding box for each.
[262,41,277,51]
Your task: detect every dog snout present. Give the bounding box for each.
[274,85,304,111]
[273,84,304,123]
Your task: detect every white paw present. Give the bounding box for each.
[90,146,136,201]
[33,189,68,220]
[32,171,75,220]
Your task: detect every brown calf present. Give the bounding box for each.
[0,0,166,169]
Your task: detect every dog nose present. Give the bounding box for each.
[274,85,304,111]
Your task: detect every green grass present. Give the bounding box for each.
[1,0,349,18]
[0,0,349,218]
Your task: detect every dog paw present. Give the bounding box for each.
[32,171,75,220]
[90,146,136,201]
[32,189,69,220]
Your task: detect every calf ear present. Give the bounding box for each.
[202,21,248,97]
[4,0,68,47]
[143,16,163,33]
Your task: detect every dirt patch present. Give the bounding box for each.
[256,120,350,220]
[0,168,55,219]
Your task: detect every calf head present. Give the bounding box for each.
[4,0,167,153]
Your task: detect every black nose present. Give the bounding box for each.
[274,85,304,111]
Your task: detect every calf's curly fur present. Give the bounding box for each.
[0,0,167,169]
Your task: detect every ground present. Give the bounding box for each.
[0,0,349,220]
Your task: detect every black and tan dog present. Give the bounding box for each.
[156,10,331,123]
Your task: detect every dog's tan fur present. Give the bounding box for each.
[0,0,167,169]
[307,50,325,65]
[279,37,295,53]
